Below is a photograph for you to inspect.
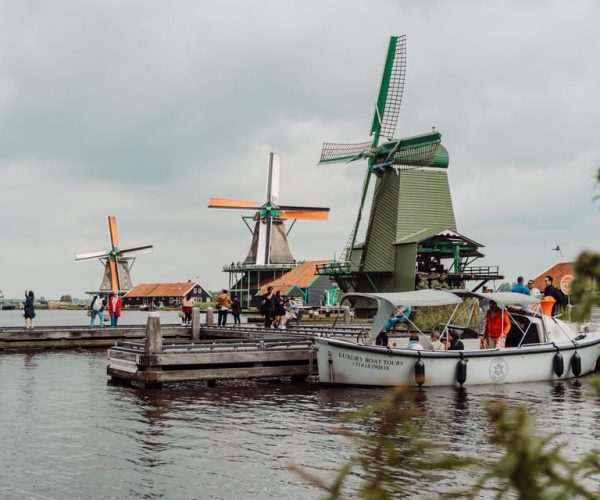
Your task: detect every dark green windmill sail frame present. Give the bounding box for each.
[371,35,406,141]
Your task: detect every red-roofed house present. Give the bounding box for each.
[124,281,211,307]
[257,260,337,306]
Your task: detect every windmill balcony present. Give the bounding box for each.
[315,261,355,276]
[223,263,299,272]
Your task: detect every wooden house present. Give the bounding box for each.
[124,282,211,308]
[256,260,337,307]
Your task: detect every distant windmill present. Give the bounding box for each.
[208,152,330,265]
[75,216,153,293]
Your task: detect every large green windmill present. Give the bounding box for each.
[316,35,458,293]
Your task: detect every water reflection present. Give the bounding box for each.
[2,352,600,498]
[551,381,566,402]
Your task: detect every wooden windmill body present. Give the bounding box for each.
[208,153,330,307]
[76,216,153,294]
[316,36,500,293]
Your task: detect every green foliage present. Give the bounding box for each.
[290,386,472,498]
[59,294,73,303]
[497,282,512,292]
[571,251,600,322]
[464,401,600,499]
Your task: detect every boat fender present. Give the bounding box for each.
[414,356,425,387]
[571,352,582,377]
[553,351,564,378]
[456,357,467,387]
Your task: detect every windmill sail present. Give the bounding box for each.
[318,141,372,165]
[371,35,407,140]
[266,152,281,204]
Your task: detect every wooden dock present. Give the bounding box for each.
[108,313,316,385]
[0,324,191,350]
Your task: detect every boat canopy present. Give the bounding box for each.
[342,290,462,308]
[341,290,462,342]
[452,290,540,306]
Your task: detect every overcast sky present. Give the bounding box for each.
[0,0,599,299]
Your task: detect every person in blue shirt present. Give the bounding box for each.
[384,305,412,331]
[511,276,531,296]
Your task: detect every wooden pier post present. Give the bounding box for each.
[343,305,351,323]
[191,307,201,341]
[144,312,163,354]
[206,306,214,326]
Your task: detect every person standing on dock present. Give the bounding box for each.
[216,289,231,326]
[108,293,122,327]
[181,292,195,326]
[90,294,105,327]
[231,295,242,326]
[23,290,35,329]
[261,286,275,328]
[273,290,285,329]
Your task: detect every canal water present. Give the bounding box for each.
[0,309,187,328]
[1,312,600,498]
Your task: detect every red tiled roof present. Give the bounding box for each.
[124,282,197,298]
[257,260,332,296]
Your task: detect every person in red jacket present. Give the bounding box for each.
[482,300,511,349]
[108,293,123,327]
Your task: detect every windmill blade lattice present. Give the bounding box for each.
[371,35,407,140]
[319,141,372,165]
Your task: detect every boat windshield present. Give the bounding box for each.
[340,290,462,343]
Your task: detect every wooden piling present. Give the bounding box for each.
[206,306,214,326]
[144,312,162,354]
[191,307,201,341]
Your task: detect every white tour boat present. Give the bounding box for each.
[315,290,600,387]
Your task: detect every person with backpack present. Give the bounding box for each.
[89,294,105,327]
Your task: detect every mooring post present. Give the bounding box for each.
[343,305,351,323]
[145,311,163,354]
[206,306,214,326]
[191,307,201,341]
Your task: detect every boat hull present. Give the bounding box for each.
[315,337,600,387]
